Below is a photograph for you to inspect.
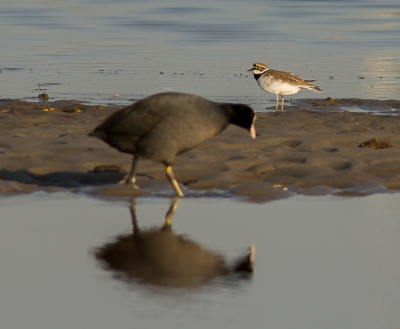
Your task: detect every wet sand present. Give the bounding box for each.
[1,98,400,201]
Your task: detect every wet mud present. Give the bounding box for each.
[1,98,400,202]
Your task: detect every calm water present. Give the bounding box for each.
[0,0,399,110]
[1,193,400,329]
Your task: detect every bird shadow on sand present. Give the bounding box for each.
[0,168,238,198]
[93,198,255,291]
[0,168,157,190]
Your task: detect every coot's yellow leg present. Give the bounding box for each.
[165,198,179,227]
[165,165,184,197]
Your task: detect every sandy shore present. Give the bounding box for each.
[1,98,400,202]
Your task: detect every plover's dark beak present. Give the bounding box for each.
[247,68,253,72]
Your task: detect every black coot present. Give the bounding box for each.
[89,92,256,196]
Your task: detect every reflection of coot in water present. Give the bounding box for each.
[89,92,256,196]
[94,199,255,288]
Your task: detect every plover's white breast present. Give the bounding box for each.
[258,75,301,96]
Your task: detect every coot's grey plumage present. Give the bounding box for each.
[89,92,256,196]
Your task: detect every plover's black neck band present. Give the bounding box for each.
[253,73,262,81]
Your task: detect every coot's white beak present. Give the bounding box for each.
[250,123,256,139]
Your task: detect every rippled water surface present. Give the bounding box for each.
[1,0,399,110]
[1,193,400,329]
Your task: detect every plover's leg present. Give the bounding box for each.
[281,95,285,111]
[125,154,140,188]
[165,165,184,197]
[275,94,279,111]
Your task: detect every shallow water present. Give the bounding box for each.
[1,0,399,111]
[1,193,400,329]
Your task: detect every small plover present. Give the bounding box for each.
[248,62,322,111]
